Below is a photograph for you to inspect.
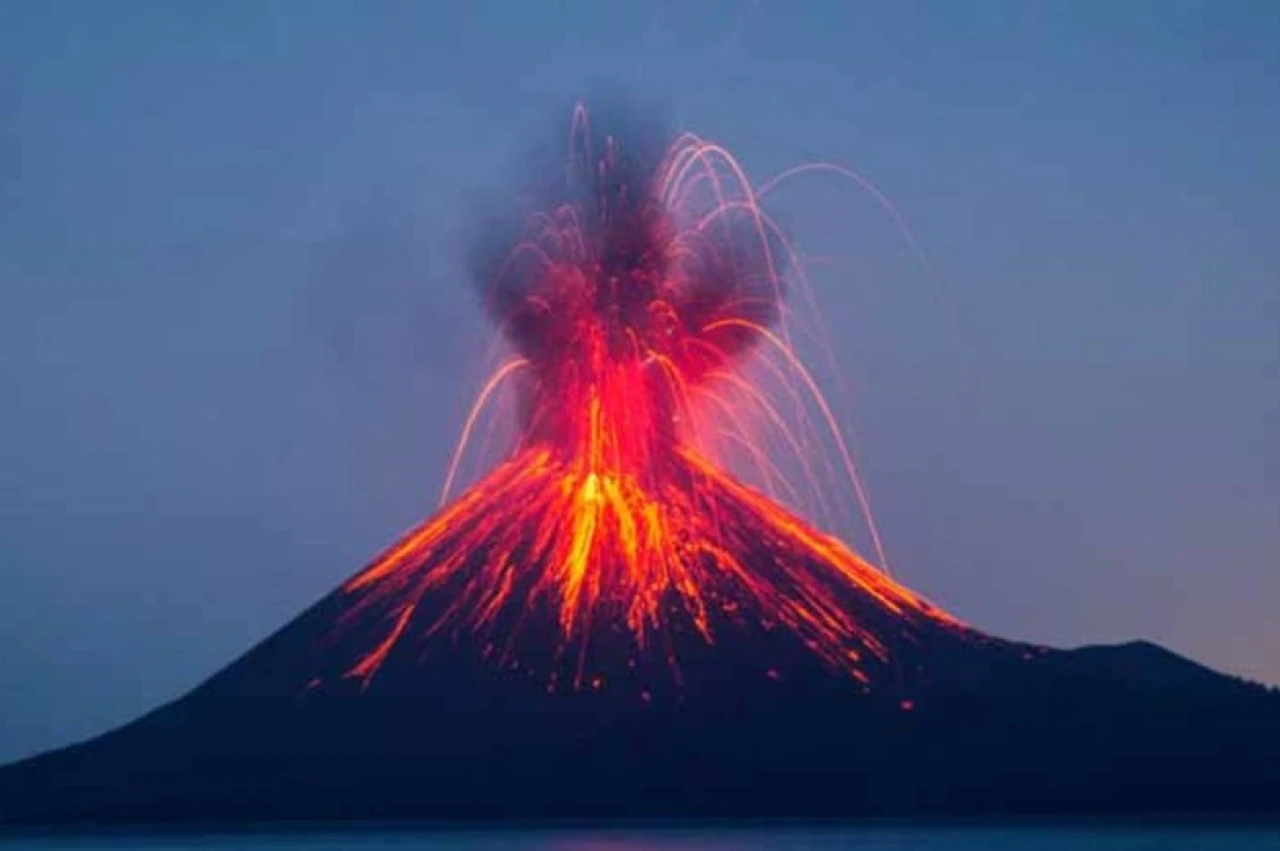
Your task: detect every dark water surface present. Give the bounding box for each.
[4,827,1280,850]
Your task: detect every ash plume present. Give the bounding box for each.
[467,97,789,396]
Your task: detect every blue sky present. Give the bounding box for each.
[1,1,1276,762]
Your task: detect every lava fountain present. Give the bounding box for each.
[323,104,966,695]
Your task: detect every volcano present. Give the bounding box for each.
[3,107,1278,827]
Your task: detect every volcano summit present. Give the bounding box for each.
[2,106,1278,826]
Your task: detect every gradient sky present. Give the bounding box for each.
[1,1,1277,763]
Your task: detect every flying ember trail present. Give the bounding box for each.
[325,103,966,693]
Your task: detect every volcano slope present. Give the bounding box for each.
[4,107,1279,825]
[1,578,1278,825]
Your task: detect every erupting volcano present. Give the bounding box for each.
[324,105,965,695]
[4,102,1278,828]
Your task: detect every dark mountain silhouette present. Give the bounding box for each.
[9,98,1274,829]
[2,569,1278,827]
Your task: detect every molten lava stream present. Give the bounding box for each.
[334,437,962,691]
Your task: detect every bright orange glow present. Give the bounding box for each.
[328,108,966,690]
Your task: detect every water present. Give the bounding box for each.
[3,827,1279,850]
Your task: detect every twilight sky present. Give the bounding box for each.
[1,2,1277,763]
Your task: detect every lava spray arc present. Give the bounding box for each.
[324,102,968,695]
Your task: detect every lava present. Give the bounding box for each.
[328,103,965,690]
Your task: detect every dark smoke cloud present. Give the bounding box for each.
[465,94,789,381]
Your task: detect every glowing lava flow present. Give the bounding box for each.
[330,106,965,690]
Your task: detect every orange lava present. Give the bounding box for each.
[330,106,964,689]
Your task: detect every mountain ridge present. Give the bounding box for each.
[3,588,1278,827]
